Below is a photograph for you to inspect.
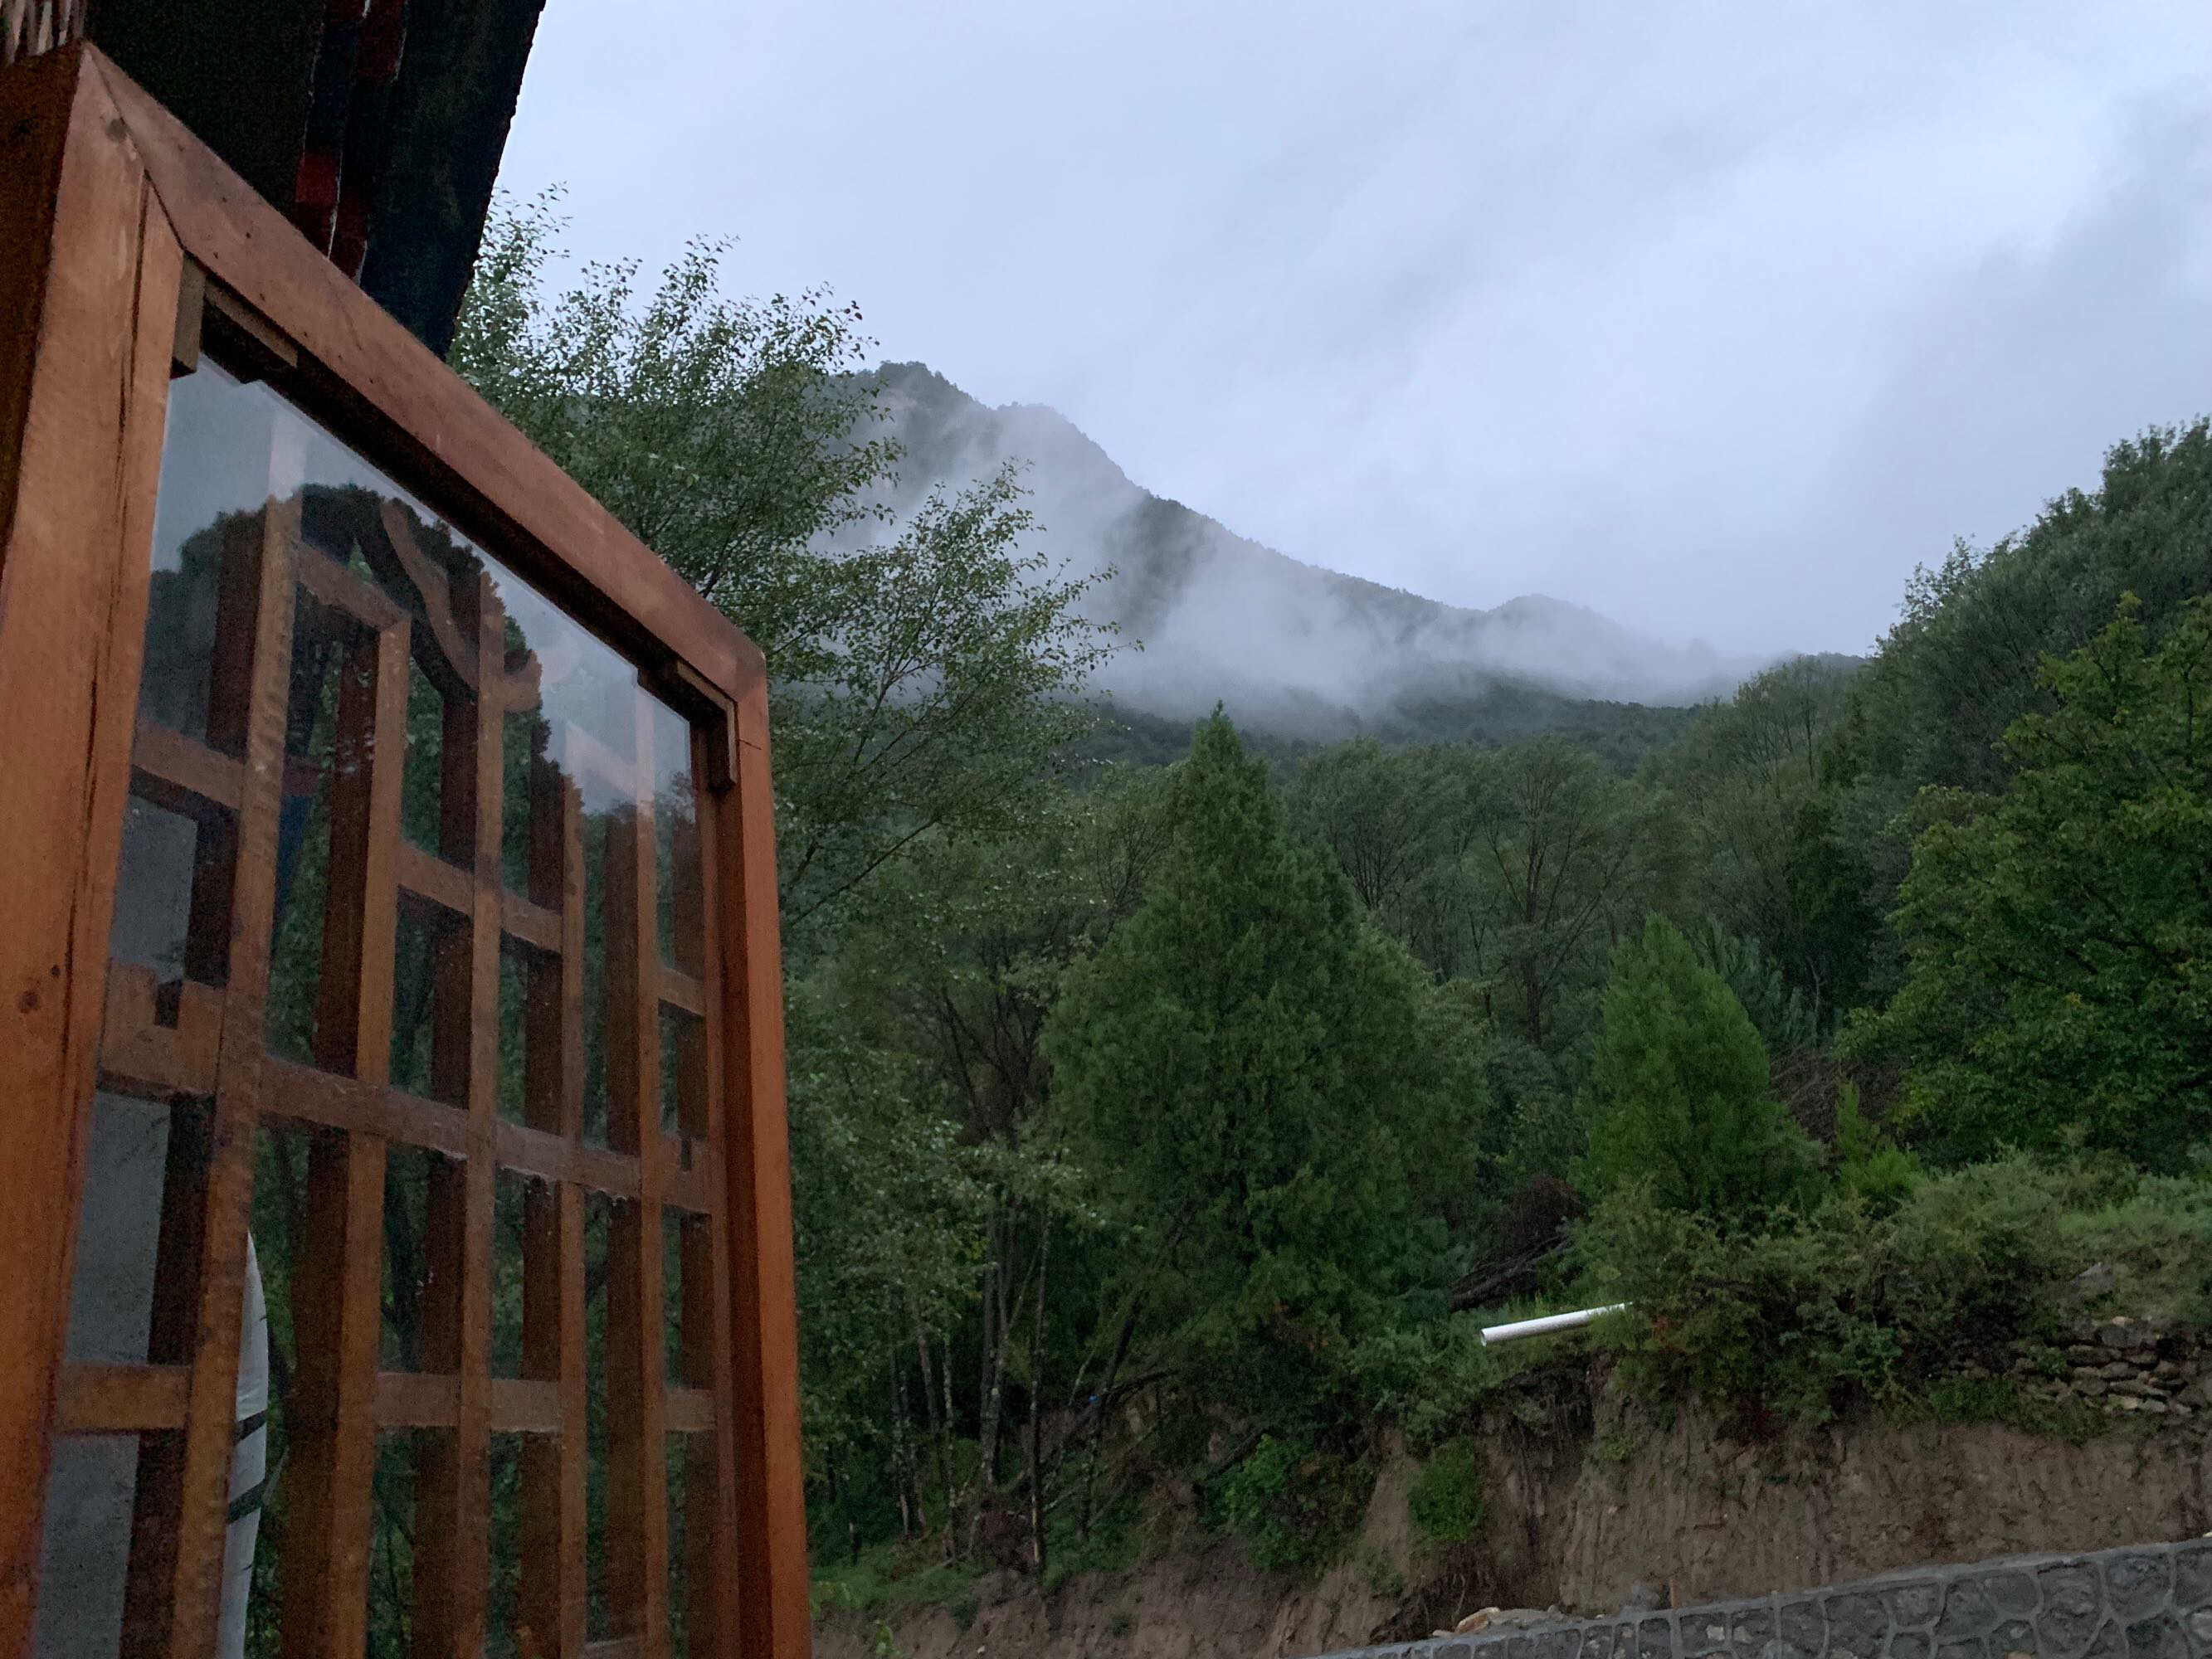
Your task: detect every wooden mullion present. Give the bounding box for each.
[414,569,505,1654]
[100,966,222,1097]
[488,1376,563,1435]
[149,478,300,1659]
[377,1368,462,1430]
[397,835,473,916]
[281,537,408,1653]
[260,1055,473,1155]
[7,47,806,1659]
[499,1120,644,1200]
[523,716,588,1656]
[280,1124,387,1657]
[91,46,772,709]
[132,716,245,809]
[53,1363,192,1433]
[311,612,408,1078]
[605,693,670,1650]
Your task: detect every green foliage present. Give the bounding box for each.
[454,197,2212,1579]
[1047,715,1476,1415]
[1406,1438,1484,1545]
[1581,918,1819,1220]
[1354,1540,1407,1597]
[1849,422,2212,800]
[1858,597,2212,1171]
[1040,1495,1147,1592]
[1686,920,1817,1054]
[1649,658,1873,1023]
[1464,740,1683,1051]
[810,1543,982,1618]
[1343,1313,1547,1445]
[1833,1085,1923,1211]
[1577,1155,2212,1425]
[453,197,1113,934]
[1214,1437,1372,1574]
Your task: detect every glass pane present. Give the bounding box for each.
[650,700,704,976]
[92,356,721,1654]
[584,1192,614,1639]
[32,1436,139,1658]
[139,360,704,1092]
[110,797,197,983]
[65,1093,182,1365]
[487,1433,525,1657]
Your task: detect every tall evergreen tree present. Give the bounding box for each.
[1581,917,1815,1219]
[1046,714,1469,1417]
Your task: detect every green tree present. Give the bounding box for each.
[1046,715,1472,1418]
[1649,658,1873,1022]
[1287,742,1485,980]
[1460,738,1683,1052]
[1581,917,1815,1219]
[1855,596,2212,1170]
[451,198,1113,932]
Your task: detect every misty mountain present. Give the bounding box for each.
[860,363,1766,741]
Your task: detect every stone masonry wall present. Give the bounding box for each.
[1992,1315,2209,1422]
[1313,1540,2212,1659]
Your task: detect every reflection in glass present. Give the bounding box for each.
[57,358,715,1652]
[32,1437,143,1658]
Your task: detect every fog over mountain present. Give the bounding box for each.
[862,363,1767,737]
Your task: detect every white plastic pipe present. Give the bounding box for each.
[1480,1302,1630,1346]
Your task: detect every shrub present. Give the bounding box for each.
[1575,1154,2212,1426]
[1407,1438,1484,1545]
[1216,1436,1372,1575]
[1834,1084,1923,1211]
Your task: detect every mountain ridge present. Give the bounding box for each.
[861,362,1771,735]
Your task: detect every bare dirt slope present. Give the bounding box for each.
[816,1397,2212,1659]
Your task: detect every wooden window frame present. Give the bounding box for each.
[0,43,808,1659]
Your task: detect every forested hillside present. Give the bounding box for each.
[451,207,2212,1622]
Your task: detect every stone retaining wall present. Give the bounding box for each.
[1997,1316,2208,1421]
[1313,1540,2212,1659]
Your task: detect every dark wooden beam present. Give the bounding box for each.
[358,0,548,357]
[83,0,327,208]
[87,0,545,357]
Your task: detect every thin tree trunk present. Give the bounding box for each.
[912,1301,953,1551]
[1028,1209,1050,1579]
[971,1216,1012,1554]
[888,1340,914,1540]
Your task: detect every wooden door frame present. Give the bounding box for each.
[0,43,809,1659]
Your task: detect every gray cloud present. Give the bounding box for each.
[498,1,2212,661]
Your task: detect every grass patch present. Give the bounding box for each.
[811,1541,982,1618]
[1042,1494,1147,1593]
[1407,1438,1483,1545]
[1902,1376,2111,1445]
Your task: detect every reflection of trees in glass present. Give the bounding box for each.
[204,467,700,1652]
[140,523,228,746]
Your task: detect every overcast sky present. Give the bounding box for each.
[499,2,2212,658]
